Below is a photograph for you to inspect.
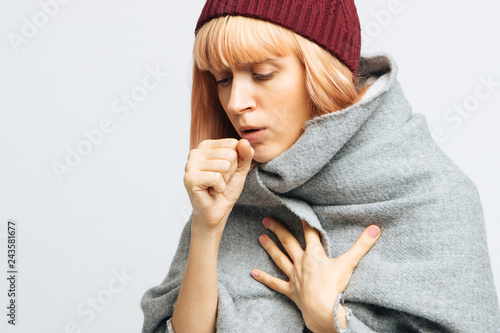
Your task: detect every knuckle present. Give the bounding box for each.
[274,256,284,269]
[214,172,224,183]
[280,236,291,249]
[183,172,193,186]
[198,140,212,148]
[302,259,318,273]
[228,149,238,162]
[187,148,201,161]
[305,244,325,258]
[358,236,373,251]
[221,160,232,172]
[184,160,197,176]
[185,160,195,173]
[267,278,278,290]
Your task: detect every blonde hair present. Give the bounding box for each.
[190,16,365,150]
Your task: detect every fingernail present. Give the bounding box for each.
[259,235,267,245]
[251,270,259,278]
[368,226,380,238]
[262,217,271,228]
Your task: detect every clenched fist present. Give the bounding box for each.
[183,138,254,235]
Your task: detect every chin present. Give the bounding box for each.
[252,149,280,164]
[253,157,268,164]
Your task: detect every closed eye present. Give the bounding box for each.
[215,77,232,87]
[214,73,276,88]
[253,73,275,80]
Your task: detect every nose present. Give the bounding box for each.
[225,76,256,115]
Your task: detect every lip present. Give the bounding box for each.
[239,127,266,143]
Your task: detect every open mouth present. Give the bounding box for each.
[240,128,266,143]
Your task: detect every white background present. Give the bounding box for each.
[0,0,498,332]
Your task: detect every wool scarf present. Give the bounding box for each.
[141,53,500,332]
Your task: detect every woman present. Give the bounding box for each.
[142,1,500,332]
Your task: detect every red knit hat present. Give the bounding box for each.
[195,0,361,74]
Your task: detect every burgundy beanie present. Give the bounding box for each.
[195,0,361,74]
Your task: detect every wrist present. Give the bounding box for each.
[191,215,228,237]
[304,301,341,333]
[307,294,348,333]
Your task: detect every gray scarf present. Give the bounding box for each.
[141,53,500,333]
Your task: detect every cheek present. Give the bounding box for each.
[217,91,228,110]
[217,92,232,119]
[278,77,309,105]
[279,87,310,123]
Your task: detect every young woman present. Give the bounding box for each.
[141,1,500,332]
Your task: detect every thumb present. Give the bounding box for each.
[341,225,380,271]
[221,139,254,202]
[235,139,254,175]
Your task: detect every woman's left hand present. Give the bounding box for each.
[251,217,381,333]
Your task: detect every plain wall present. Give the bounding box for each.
[0,0,498,331]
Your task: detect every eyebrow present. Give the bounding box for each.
[210,57,281,73]
[246,57,280,65]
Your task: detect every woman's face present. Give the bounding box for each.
[211,53,312,163]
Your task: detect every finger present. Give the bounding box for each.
[199,159,233,183]
[258,234,294,275]
[250,269,290,297]
[235,139,254,175]
[208,187,218,196]
[341,225,381,270]
[204,148,238,182]
[202,148,238,163]
[187,171,226,194]
[197,138,238,149]
[186,148,239,185]
[186,148,237,171]
[301,219,323,248]
[263,217,303,261]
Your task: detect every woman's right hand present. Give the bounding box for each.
[183,138,254,234]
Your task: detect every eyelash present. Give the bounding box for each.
[214,73,275,87]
